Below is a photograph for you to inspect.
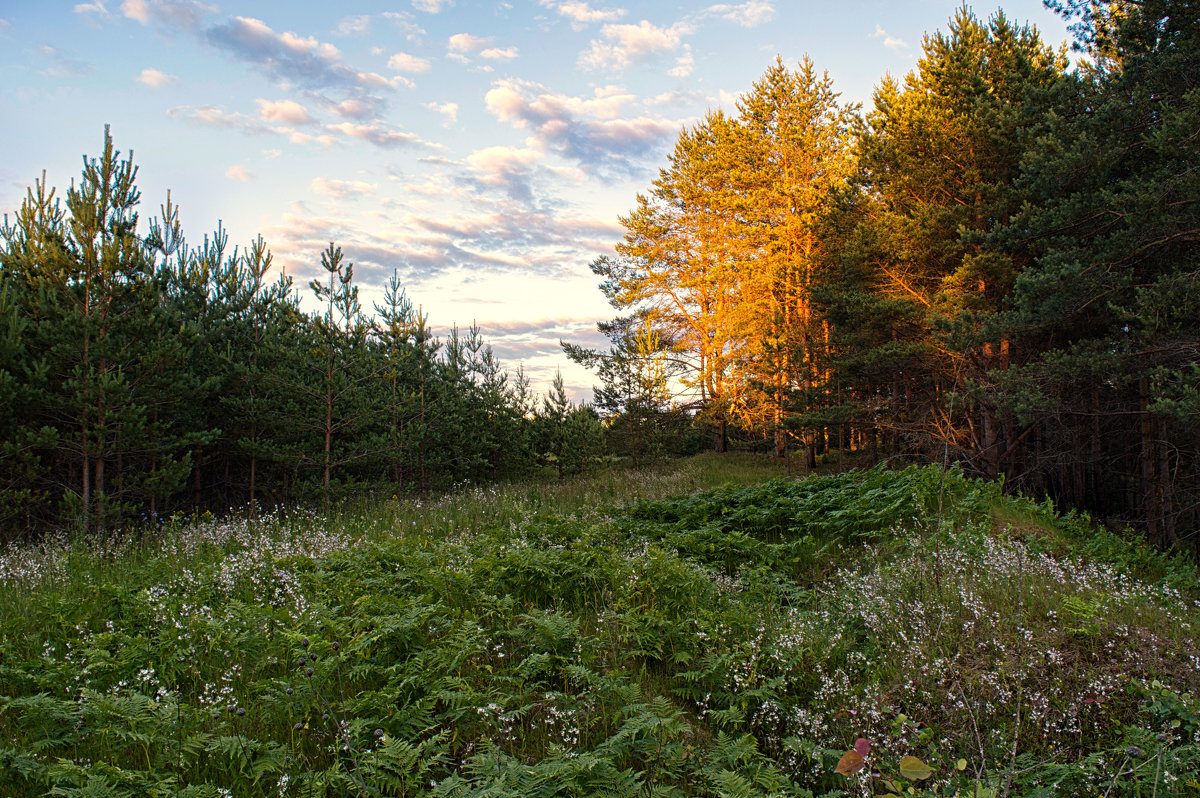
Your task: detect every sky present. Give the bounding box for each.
[0,0,1074,402]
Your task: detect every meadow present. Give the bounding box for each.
[1,455,1197,797]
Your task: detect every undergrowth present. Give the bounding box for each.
[0,456,1197,796]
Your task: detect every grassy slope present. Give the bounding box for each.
[0,455,1197,797]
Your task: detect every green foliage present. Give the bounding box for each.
[0,130,585,538]
[1,458,1196,795]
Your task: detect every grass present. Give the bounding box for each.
[0,455,1197,797]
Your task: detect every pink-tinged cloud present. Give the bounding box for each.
[205,15,384,98]
[311,177,377,199]
[578,20,693,74]
[326,121,437,149]
[424,100,459,126]
[480,47,519,61]
[136,67,177,87]
[539,0,626,29]
[257,98,312,124]
[168,104,272,133]
[702,1,775,28]
[335,14,369,36]
[388,52,432,73]
[121,0,214,31]
[225,165,253,182]
[485,79,678,173]
[413,0,453,13]
[447,32,491,53]
[74,2,112,27]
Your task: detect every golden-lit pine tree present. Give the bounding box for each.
[730,56,857,462]
[599,110,746,450]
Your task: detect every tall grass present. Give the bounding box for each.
[0,456,1197,797]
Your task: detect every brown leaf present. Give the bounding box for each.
[835,750,866,776]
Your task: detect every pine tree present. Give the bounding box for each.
[837,10,1065,474]
[731,56,857,464]
[991,0,1200,542]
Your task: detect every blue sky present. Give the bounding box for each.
[0,1,1073,401]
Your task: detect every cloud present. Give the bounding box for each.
[382,11,425,40]
[36,45,94,78]
[485,79,676,173]
[871,24,909,52]
[74,1,113,27]
[325,121,437,149]
[168,104,272,134]
[539,0,626,30]
[168,104,339,146]
[480,47,519,61]
[578,20,693,74]
[225,165,253,182]
[257,98,312,124]
[448,33,491,53]
[388,52,431,73]
[335,15,369,35]
[311,177,377,199]
[413,0,453,12]
[135,67,177,87]
[205,16,386,98]
[701,1,774,28]
[424,100,459,126]
[668,44,694,78]
[121,0,214,31]
[325,98,381,119]
[466,145,541,200]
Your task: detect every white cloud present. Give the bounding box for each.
[424,100,459,126]
[327,98,379,119]
[335,14,369,35]
[702,1,774,28]
[467,146,539,181]
[121,0,214,31]
[383,11,425,40]
[669,44,694,77]
[539,0,626,30]
[326,121,436,149]
[480,47,518,61]
[484,78,676,173]
[135,67,177,87]
[311,177,376,199]
[448,33,491,53]
[872,24,909,52]
[257,98,312,124]
[413,0,452,12]
[388,52,432,73]
[74,1,113,26]
[578,20,692,74]
[37,45,93,78]
[225,165,253,182]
